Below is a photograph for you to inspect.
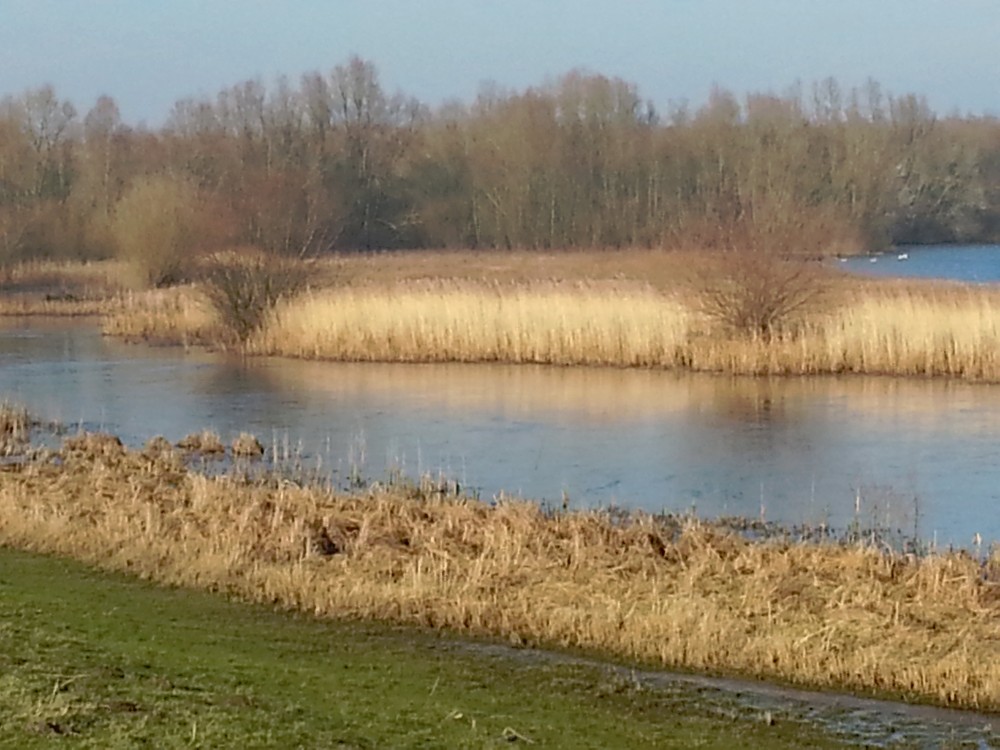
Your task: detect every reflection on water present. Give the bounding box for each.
[3,318,1000,545]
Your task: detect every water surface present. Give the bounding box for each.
[840,243,1000,282]
[4,318,1000,547]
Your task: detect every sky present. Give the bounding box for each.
[2,0,999,126]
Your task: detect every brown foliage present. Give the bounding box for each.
[682,211,842,339]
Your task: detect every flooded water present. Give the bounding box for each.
[4,318,1000,547]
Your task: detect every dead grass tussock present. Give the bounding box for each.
[0,402,31,436]
[1,437,999,710]
[231,432,264,458]
[0,402,32,456]
[176,430,226,456]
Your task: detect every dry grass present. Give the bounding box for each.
[1,435,999,711]
[0,294,125,317]
[252,280,695,367]
[317,248,706,291]
[176,430,226,456]
[102,286,220,345]
[231,432,264,458]
[0,402,32,456]
[816,285,1000,378]
[247,279,1000,380]
[1,258,128,291]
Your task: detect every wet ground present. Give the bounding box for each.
[454,641,999,748]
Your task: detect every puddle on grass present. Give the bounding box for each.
[449,640,999,749]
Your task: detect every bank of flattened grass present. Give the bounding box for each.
[1,432,999,712]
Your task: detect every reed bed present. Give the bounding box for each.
[102,285,219,345]
[99,267,1000,381]
[252,281,695,367]
[318,247,709,291]
[0,294,125,317]
[1,433,999,711]
[2,258,128,291]
[818,286,1000,378]
[0,259,130,316]
[252,281,1000,380]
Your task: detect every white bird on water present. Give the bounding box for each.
[897,252,909,261]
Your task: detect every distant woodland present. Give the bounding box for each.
[2,56,999,274]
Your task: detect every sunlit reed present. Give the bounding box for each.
[97,259,1000,381]
[253,281,694,367]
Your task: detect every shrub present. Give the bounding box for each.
[111,174,203,288]
[200,249,311,348]
[694,252,828,339]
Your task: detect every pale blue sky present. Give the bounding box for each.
[1,0,998,125]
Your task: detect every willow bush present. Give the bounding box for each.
[200,249,311,348]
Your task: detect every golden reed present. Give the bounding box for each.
[103,277,1000,381]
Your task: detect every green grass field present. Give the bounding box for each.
[0,545,848,749]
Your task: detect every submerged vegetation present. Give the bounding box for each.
[1,421,999,714]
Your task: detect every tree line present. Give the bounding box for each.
[1,56,998,280]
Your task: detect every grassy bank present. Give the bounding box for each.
[1,431,999,713]
[0,547,853,748]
